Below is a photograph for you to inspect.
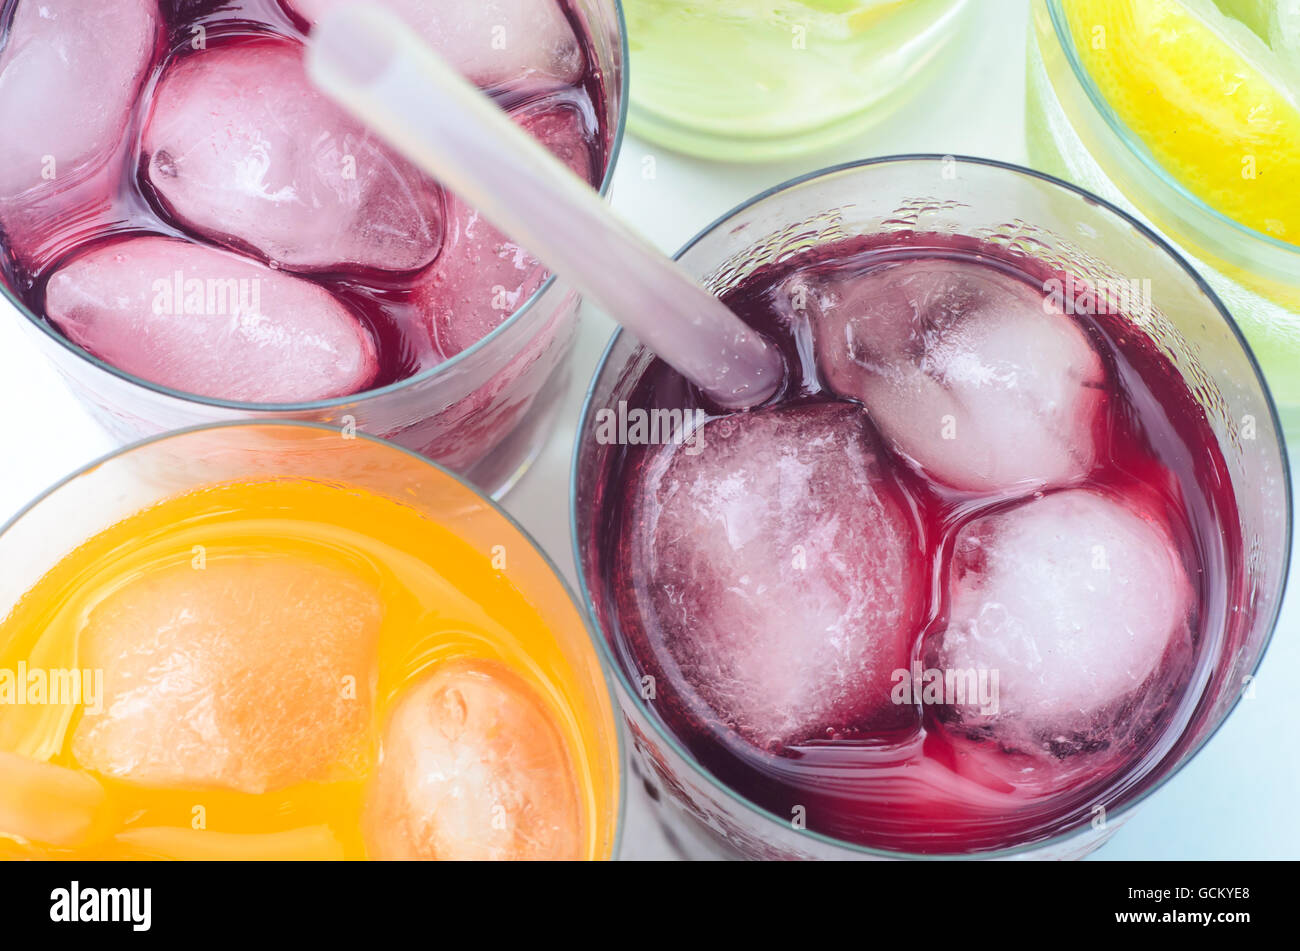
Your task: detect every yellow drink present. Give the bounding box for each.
[1061,0,1300,245]
[0,470,618,860]
[1027,0,1300,435]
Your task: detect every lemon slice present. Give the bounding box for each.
[1062,0,1300,243]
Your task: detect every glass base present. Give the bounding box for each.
[625,0,971,162]
[628,84,929,162]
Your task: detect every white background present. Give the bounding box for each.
[0,0,1295,859]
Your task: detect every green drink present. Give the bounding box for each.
[625,0,970,160]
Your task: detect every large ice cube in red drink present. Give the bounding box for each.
[0,0,159,266]
[72,555,383,794]
[413,101,595,357]
[616,402,925,750]
[0,0,157,201]
[926,488,1194,757]
[790,258,1105,493]
[284,0,585,89]
[43,236,378,402]
[141,38,442,274]
[362,660,583,860]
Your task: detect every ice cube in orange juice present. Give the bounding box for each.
[73,556,381,794]
[363,660,583,861]
[0,478,617,860]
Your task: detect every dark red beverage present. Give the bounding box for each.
[594,233,1244,853]
[0,0,610,403]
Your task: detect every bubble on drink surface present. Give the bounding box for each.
[413,101,596,358]
[362,660,584,861]
[72,555,383,795]
[43,236,378,402]
[788,258,1105,493]
[0,0,157,202]
[284,0,585,89]
[141,38,443,275]
[926,488,1195,758]
[616,402,926,751]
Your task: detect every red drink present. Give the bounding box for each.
[595,233,1245,853]
[0,0,619,487]
[0,0,608,395]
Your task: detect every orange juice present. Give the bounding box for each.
[0,478,619,860]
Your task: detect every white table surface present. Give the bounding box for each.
[0,0,1294,860]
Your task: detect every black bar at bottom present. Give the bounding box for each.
[0,859,1279,938]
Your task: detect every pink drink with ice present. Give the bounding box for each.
[0,0,612,475]
[598,233,1244,853]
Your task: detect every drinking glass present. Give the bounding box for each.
[572,156,1291,859]
[1025,0,1300,438]
[623,0,971,160]
[1,0,627,499]
[1,420,624,860]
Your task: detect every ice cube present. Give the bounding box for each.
[0,753,114,848]
[362,660,583,861]
[616,402,925,751]
[925,488,1194,756]
[141,38,442,274]
[790,258,1105,493]
[285,0,585,89]
[43,236,378,402]
[413,101,594,357]
[519,98,598,182]
[71,555,383,794]
[0,0,159,266]
[0,0,158,202]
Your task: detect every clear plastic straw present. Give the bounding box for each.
[306,4,781,409]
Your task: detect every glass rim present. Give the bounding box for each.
[569,153,1294,860]
[0,417,628,861]
[0,0,630,415]
[1044,0,1300,259]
